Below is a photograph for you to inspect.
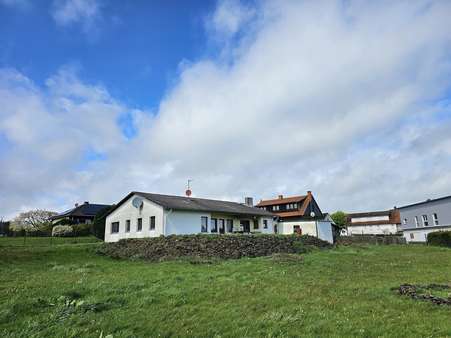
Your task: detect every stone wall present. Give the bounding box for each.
[337,235,406,245]
[97,234,331,261]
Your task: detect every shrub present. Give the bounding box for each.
[91,206,114,241]
[97,234,331,261]
[427,231,451,247]
[72,223,92,237]
[52,225,74,237]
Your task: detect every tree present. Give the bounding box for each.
[91,205,114,240]
[331,211,347,229]
[13,209,57,230]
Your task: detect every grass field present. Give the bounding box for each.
[1,238,451,337]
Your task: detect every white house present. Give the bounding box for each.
[346,209,401,235]
[104,192,274,242]
[255,191,334,243]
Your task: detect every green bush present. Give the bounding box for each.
[91,206,114,241]
[427,231,451,247]
[72,223,92,237]
[98,234,331,261]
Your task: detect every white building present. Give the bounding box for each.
[104,192,274,242]
[256,192,334,243]
[399,194,451,243]
[346,210,401,235]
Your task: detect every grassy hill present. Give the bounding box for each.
[1,237,450,337]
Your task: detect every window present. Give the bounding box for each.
[422,215,428,227]
[137,218,142,232]
[414,216,419,227]
[263,219,268,229]
[226,219,233,233]
[273,205,279,211]
[293,225,301,235]
[253,220,259,230]
[111,222,119,233]
[210,218,217,233]
[201,216,208,233]
[410,233,414,239]
[126,220,130,232]
[433,213,439,226]
[150,216,155,230]
[403,218,407,225]
[218,219,225,234]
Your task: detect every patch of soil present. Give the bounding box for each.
[397,284,451,306]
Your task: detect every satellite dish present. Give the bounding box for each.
[310,211,316,217]
[132,197,143,209]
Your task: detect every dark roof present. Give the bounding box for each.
[52,203,111,220]
[397,194,451,210]
[347,210,392,218]
[108,191,274,217]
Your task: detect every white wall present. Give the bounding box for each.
[105,194,164,243]
[404,226,451,243]
[317,221,334,243]
[165,210,209,235]
[351,215,389,223]
[278,221,317,236]
[347,224,398,236]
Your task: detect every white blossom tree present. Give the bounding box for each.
[12,210,57,230]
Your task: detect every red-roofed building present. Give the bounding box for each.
[256,191,334,243]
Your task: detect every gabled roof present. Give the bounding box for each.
[107,191,274,217]
[256,192,323,219]
[256,195,307,207]
[52,203,111,220]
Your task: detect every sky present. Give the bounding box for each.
[1,0,451,219]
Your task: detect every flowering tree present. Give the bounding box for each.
[13,209,57,230]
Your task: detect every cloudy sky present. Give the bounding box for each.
[1,0,451,219]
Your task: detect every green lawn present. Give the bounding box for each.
[1,238,450,337]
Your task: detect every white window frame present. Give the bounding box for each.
[125,219,130,232]
[432,213,439,226]
[201,216,208,233]
[111,221,119,234]
[422,215,428,227]
[137,218,143,232]
[414,216,419,227]
[149,216,156,231]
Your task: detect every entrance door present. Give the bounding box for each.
[218,219,225,234]
[240,220,251,233]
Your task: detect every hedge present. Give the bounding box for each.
[427,231,451,247]
[72,223,92,236]
[337,235,406,245]
[97,234,331,261]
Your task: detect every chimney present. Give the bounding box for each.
[244,197,254,207]
[84,201,89,205]
[75,203,79,207]
[307,191,312,196]
[278,195,283,200]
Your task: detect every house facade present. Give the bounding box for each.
[256,191,334,243]
[399,195,451,243]
[52,202,111,225]
[104,192,274,242]
[346,209,401,235]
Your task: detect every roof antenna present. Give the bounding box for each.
[185,179,193,197]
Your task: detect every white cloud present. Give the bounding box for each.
[2,0,451,219]
[51,0,101,33]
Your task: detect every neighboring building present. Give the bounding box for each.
[104,192,274,243]
[399,194,451,243]
[256,191,334,243]
[346,209,401,235]
[52,201,111,225]
[0,221,10,236]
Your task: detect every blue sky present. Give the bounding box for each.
[1,0,451,218]
[0,1,215,110]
